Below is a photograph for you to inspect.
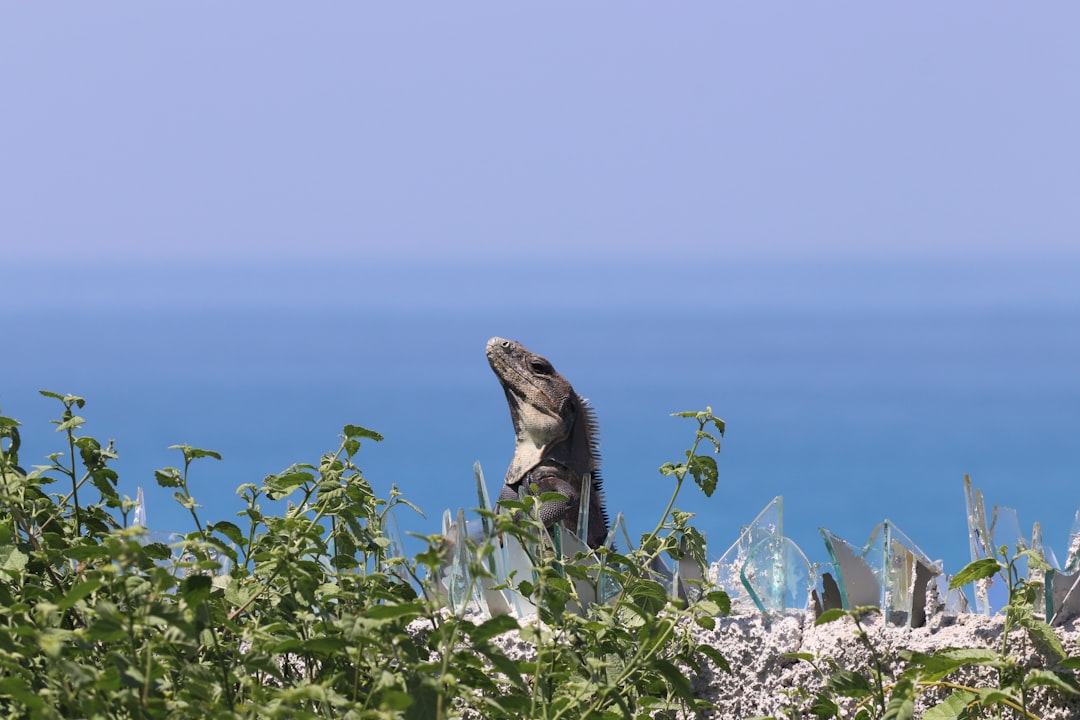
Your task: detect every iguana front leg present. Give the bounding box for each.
[499,470,580,536]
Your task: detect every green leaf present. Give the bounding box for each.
[696,644,731,674]
[653,658,694,702]
[537,491,569,505]
[173,491,197,510]
[55,415,86,432]
[976,687,1022,706]
[706,590,731,615]
[210,521,245,546]
[626,579,667,616]
[827,669,872,697]
[466,614,520,643]
[169,445,222,461]
[154,468,182,488]
[815,608,848,626]
[364,601,424,620]
[1056,656,1080,670]
[949,558,1001,588]
[58,577,104,610]
[1023,668,1080,694]
[380,690,414,711]
[883,696,915,720]
[923,690,977,720]
[181,574,213,605]
[1018,615,1067,661]
[267,471,314,490]
[688,455,718,497]
[343,439,361,458]
[0,546,28,572]
[344,424,384,442]
[782,652,816,663]
[39,390,65,401]
[903,647,1000,678]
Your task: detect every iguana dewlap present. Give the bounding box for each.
[486,337,609,549]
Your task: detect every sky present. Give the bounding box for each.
[2,5,1079,581]
[2,3,1078,273]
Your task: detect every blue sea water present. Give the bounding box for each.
[3,259,1079,580]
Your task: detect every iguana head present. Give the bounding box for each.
[486,337,576,486]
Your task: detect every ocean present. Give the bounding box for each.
[3,258,1079,582]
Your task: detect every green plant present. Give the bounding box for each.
[0,393,733,719]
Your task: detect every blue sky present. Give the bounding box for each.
[3,4,1078,270]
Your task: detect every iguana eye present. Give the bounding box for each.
[530,359,553,374]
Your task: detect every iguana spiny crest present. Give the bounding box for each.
[486,337,609,549]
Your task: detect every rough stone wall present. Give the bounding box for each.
[688,612,1080,719]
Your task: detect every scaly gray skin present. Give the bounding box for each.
[486,337,609,549]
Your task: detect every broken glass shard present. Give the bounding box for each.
[713,496,783,611]
[443,507,489,617]
[821,527,882,611]
[963,475,1025,615]
[380,508,410,582]
[1066,509,1080,573]
[577,472,592,541]
[821,521,945,627]
[132,486,147,528]
[741,534,814,614]
[882,521,944,627]
[1045,568,1080,625]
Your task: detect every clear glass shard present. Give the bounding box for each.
[577,472,591,542]
[445,507,489,617]
[740,534,814,613]
[597,513,626,604]
[818,571,843,612]
[675,535,705,602]
[1030,521,1059,569]
[132,486,147,528]
[381,508,410,582]
[1067,509,1080,573]
[474,461,494,524]
[554,524,600,613]
[603,511,624,553]
[713,496,783,610]
[963,476,1015,615]
[494,530,537,618]
[820,526,884,611]
[883,520,943,627]
[1045,568,1080,625]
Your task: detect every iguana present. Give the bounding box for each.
[486,337,609,549]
